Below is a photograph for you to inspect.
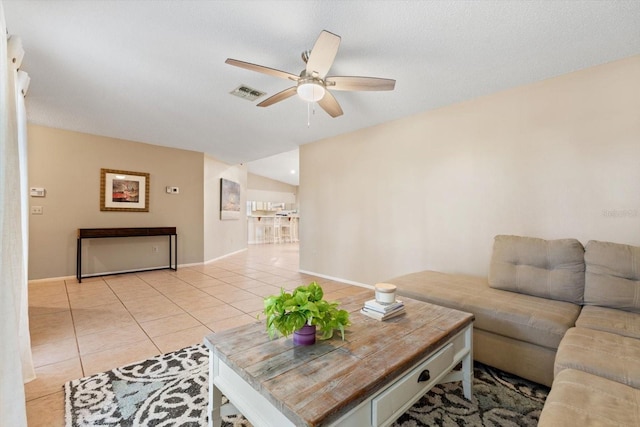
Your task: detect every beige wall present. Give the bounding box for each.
[247,173,298,204]
[203,155,247,262]
[300,55,640,285]
[28,125,247,280]
[248,173,297,193]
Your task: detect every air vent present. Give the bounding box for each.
[230,85,266,101]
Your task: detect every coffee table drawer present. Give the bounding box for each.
[372,342,454,425]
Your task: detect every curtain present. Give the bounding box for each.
[1,2,34,426]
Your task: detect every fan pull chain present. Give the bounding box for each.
[306,102,318,127]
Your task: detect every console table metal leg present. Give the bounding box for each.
[165,234,178,271]
[76,238,82,283]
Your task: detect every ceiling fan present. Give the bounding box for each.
[225,30,395,118]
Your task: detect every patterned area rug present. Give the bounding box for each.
[65,345,208,426]
[65,344,549,427]
[393,363,549,426]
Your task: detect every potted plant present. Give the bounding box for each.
[262,282,350,345]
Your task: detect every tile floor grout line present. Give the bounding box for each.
[64,277,86,378]
[105,274,163,358]
[129,270,218,344]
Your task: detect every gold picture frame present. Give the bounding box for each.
[100,168,150,212]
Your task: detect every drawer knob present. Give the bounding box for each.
[418,369,431,383]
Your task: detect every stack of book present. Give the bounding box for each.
[360,299,405,321]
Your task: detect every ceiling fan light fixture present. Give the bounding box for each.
[226,30,394,119]
[297,81,325,102]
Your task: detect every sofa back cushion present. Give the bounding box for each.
[488,235,585,304]
[584,240,640,313]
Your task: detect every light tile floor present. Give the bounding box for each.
[25,243,367,426]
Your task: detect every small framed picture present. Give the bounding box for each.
[100,168,150,212]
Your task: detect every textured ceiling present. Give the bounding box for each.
[4,1,640,186]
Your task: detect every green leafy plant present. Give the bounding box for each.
[261,282,350,340]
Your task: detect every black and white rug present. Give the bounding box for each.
[393,363,549,426]
[64,344,548,427]
[65,344,209,426]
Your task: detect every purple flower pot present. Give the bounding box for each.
[293,324,316,346]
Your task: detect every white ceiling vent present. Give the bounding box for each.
[230,85,266,101]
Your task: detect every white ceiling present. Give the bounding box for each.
[4,1,640,186]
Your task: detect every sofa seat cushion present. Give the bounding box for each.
[576,305,640,339]
[488,235,585,304]
[538,368,640,427]
[390,270,581,349]
[555,327,640,389]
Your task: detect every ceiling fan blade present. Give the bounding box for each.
[225,58,299,81]
[317,90,343,118]
[257,86,298,107]
[326,76,396,91]
[305,30,341,79]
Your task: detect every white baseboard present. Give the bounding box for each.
[29,265,177,284]
[28,275,76,284]
[298,269,373,290]
[204,248,248,264]
[29,249,248,283]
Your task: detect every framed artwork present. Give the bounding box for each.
[100,168,150,212]
[220,178,241,220]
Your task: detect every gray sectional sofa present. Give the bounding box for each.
[387,235,640,426]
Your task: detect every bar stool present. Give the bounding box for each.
[279,217,293,243]
[264,217,275,243]
[290,216,299,242]
[272,216,283,243]
[254,216,273,244]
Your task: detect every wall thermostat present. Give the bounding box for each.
[30,187,46,197]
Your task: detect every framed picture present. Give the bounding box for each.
[220,178,241,220]
[100,168,150,212]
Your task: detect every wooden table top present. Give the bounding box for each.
[205,290,473,427]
